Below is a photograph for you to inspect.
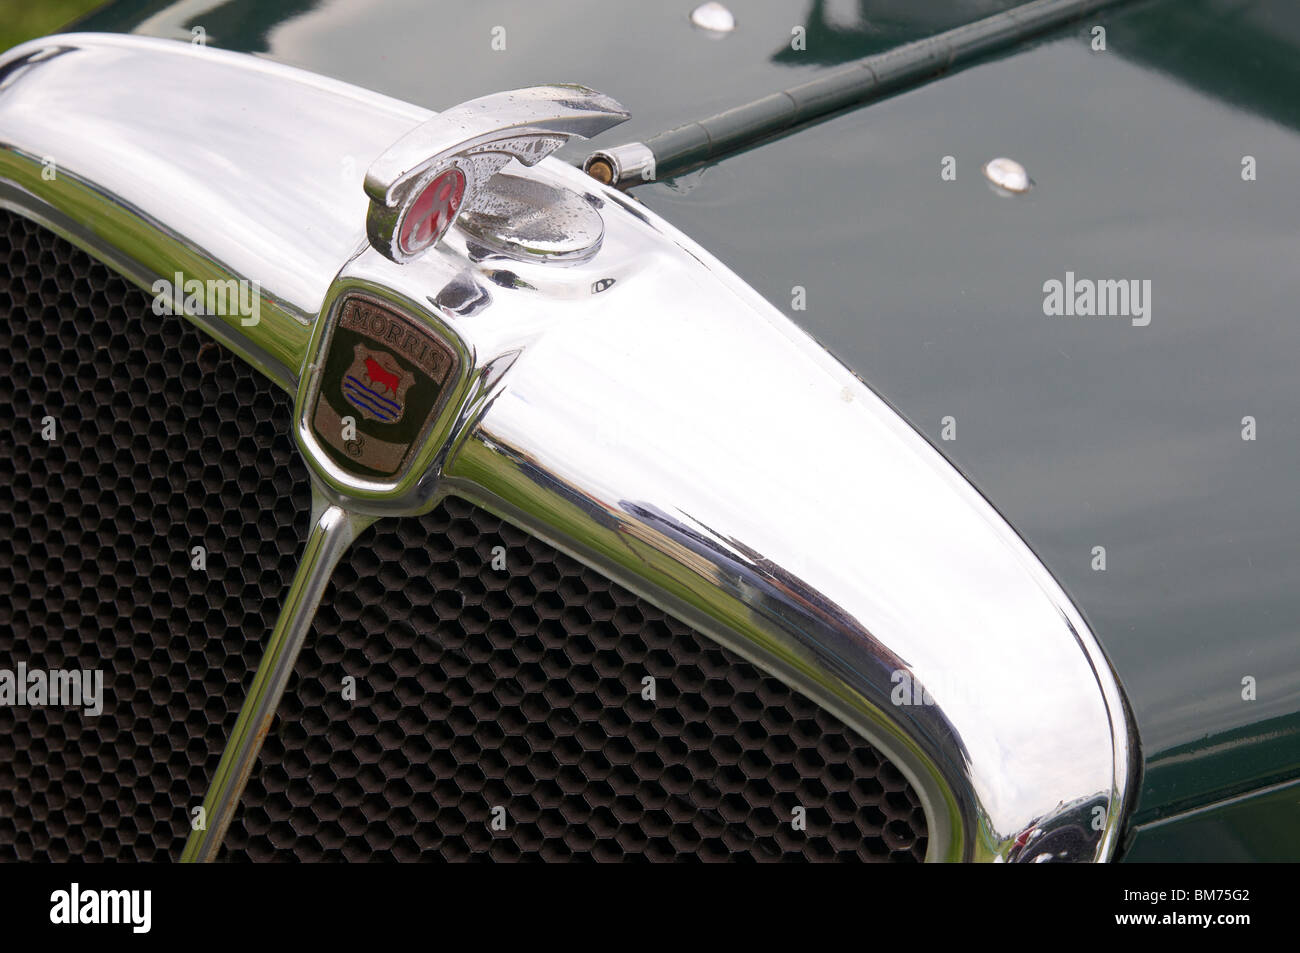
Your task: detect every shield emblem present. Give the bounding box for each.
[309,294,458,478]
[342,343,415,423]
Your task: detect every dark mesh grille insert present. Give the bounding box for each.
[0,209,311,861]
[222,503,928,863]
[0,210,927,862]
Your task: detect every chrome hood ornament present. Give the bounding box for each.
[0,34,1134,863]
[363,84,628,263]
[300,84,629,500]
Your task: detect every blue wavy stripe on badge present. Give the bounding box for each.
[344,374,402,411]
[342,382,397,421]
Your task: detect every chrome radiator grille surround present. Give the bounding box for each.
[0,211,926,862]
[0,34,1138,862]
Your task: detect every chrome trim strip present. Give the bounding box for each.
[181,491,373,862]
[0,34,1135,861]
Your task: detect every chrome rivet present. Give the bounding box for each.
[691,2,736,35]
[982,157,1031,194]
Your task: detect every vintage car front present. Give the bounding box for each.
[0,0,1296,871]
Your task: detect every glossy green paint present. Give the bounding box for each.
[1125,776,1300,862]
[67,0,1300,849]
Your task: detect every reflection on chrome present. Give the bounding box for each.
[0,33,1135,861]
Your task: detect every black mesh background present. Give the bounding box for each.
[0,209,311,860]
[222,506,927,863]
[0,210,927,862]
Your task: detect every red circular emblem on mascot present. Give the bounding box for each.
[397,167,465,256]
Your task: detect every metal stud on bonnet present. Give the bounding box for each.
[983,156,1032,195]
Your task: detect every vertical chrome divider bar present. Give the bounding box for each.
[181,489,375,862]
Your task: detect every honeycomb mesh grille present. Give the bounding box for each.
[0,209,311,861]
[0,210,927,862]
